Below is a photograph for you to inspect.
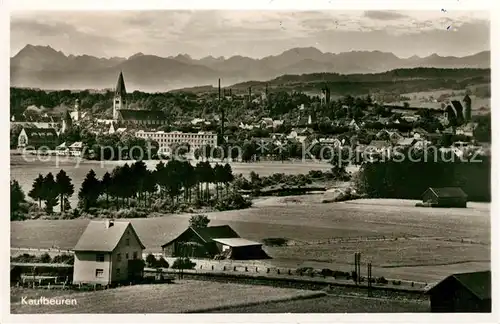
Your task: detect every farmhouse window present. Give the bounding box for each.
[116,268,120,276]
[126,253,129,259]
[133,252,138,260]
[117,253,122,262]
[126,238,130,246]
[96,253,105,262]
[95,269,104,278]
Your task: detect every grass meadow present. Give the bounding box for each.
[11,198,490,282]
[396,88,490,114]
[214,295,430,313]
[10,281,323,313]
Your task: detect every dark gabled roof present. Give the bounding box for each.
[368,140,391,149]
[463,94,472,103]
[22,127,58,138]
[118,109,166,121]
[450,100,464,118]
[73,220,145,252]
[397,137,416,146]
[115,71,127,97]
[194,225,240,242]
[453,271,491,300]
[49,115,63,122]
[426,187,468,198]
[162,225,240,247]
[426,271,491,300]
[413,128,429,135]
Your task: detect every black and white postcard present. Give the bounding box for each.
[3,0,497,323]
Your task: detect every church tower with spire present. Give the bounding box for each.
[113,71,127,120]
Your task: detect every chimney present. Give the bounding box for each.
[219,78,225,143]
[106,219,114,229]
[218,78,221,101]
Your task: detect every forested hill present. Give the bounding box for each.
[177,68,490,95]
[10,67,490,120]
[230,68,490,88]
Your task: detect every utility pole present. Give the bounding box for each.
[354,252,361,285]
[358,252,361,285]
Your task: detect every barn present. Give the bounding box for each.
[421,187,468,208]
[426,271,491,312]
[10,265,22,283]
[212,238,269,260]
[161,225,270,260]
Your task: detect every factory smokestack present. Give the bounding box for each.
[219,78,225,145]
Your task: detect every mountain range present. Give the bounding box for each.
[10,44,490,92]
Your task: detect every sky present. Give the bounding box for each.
[10,10,490,59]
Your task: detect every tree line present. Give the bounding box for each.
[12,160,237,219]
[25,170,74,213]
[355,148,491,202]
[66,160,235,211]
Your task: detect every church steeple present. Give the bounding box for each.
[61,110,73,134]
[113,71,127,120]
[115,71,127,97]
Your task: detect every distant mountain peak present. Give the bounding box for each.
[129,52,145,59]
[10,44,490,91]
[176,53,192,59]
[282,47,323,56]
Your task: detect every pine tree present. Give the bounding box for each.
[42,173,59,214]
[222,163,234,195]
[121,164,133,206]
[164,160,182,203]
[130,161,148,205]
[28,174,44,208]
[78,169,101,211]
[10,180,25,212]
[154,161,166,199]
[181,162,196,203]
[109,166,123,208]
[143,170,158,207]
[56,170,74,212]
[101,172,112,208]
[214,164,224,199]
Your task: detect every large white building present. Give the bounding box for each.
[135,130,218,154]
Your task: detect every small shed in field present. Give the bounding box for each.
[161,225,270,260]
[425,271,491,312]
[422,187,468,208]
[212,238,269,260]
